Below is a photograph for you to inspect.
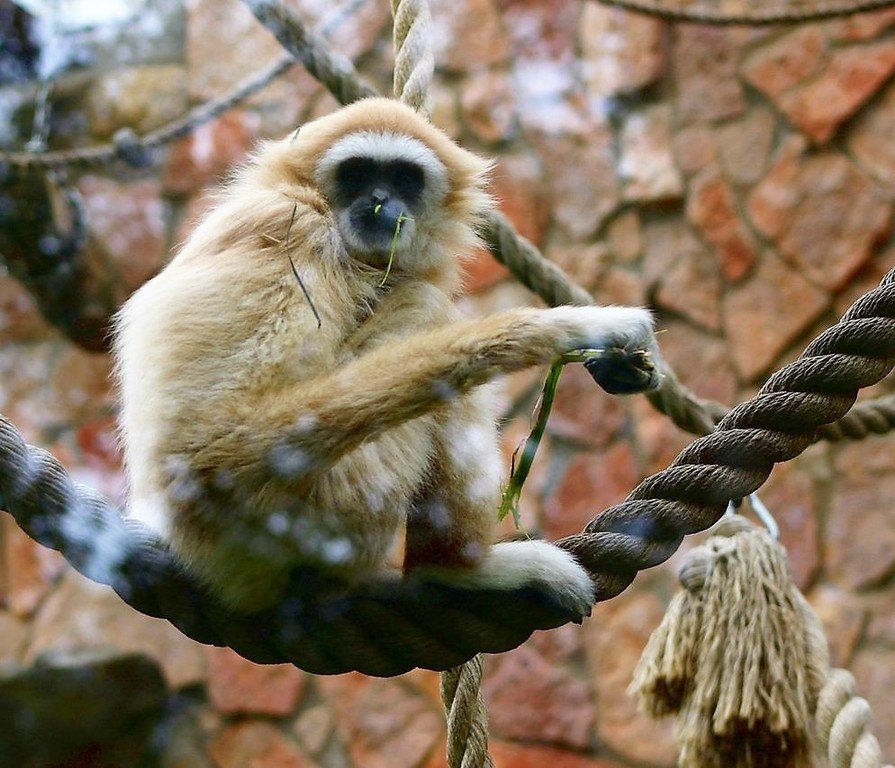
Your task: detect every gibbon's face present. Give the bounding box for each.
[315,131,450,267]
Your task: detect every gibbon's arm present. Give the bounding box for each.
[198,304,655,479]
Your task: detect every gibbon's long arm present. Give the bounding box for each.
[198,304,655,478]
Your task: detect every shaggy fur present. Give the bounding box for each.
[114,98,657,615]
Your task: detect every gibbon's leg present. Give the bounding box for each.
[201,305,657,483]
[403,388,596,618]
[404,387,503,572]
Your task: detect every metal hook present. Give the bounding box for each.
[748,492,779,540]
[723,493,779,539]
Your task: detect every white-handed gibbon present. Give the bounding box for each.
[114,97,660,617]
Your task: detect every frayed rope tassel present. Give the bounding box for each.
[631,513,828,768]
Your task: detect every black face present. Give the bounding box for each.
[334,157,426,252]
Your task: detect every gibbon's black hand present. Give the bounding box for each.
[585,347,661,395]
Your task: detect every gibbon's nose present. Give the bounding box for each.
[371,188,389,205]
[371,197,407,234]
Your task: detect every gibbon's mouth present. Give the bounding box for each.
[348,204,414,261]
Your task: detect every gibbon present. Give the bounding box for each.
[114,98,659,618]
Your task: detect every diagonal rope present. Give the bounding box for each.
[0,56,296,173]
[0,0,892,679]
[556,269,895,599]
[241,2,895,446]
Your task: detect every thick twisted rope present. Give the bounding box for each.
[0,413,584,676]
[817,670,893,768]
[0,0,892,679]
[594,0,895,24]
[556,268,895,599]
[391,0,434,118]
[2,270,893,675]
[440,655,495,768]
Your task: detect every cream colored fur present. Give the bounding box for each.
[114,98,657,616]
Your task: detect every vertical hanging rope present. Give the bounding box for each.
[390,0,489,759]
[391,0,434,118]
[816,669,893,768]
[441,655,495,768]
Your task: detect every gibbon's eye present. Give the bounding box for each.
[335,157,377,204]
[386,161,425,205]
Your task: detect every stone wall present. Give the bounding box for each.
[1,0,894,766]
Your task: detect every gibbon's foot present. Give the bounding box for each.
[584,346,662,395]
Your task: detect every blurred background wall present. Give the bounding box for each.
[1,0,893,765]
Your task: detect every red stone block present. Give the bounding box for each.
[851,648,895,758]
[497,0,580,61]
[207,646,306,717]
[759,460,821,590]
[531,131,619,241]
[651,322,737,407]
[686,171,757,282]
[655,246,723,331]
[848,78,895,187]
[833,6,895,41]
[742,27,826,99]
[429,0,509,73]
[318,673,443,768]
[808,584,866,667]
[722,251,829,382]
[586,589,677,766]
[163,111,261,195]
[209,721,312,768]
[483,626,593,749]
[543,442,639,540]
[619,105,683,204]
[460,70,518,145]
[827,441,895,590]
[673,25,746,124]
[748,152,890,291]
[579,4,665,99]
[778,42,895,144]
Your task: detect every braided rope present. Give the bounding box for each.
[817,670,893,768]
[243,0,377,105]
[818,393,895,441]
[556,268,895,599]
[1,271,893,675]
[0,3,890,435]
[440,655,495,768]
[0,413,586,676]
[391,0,434,118]
[594,0,895,24]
